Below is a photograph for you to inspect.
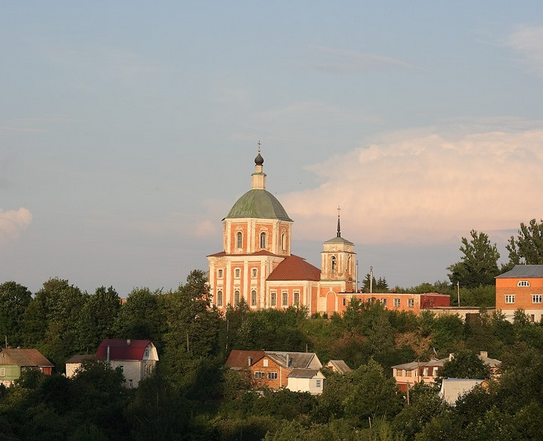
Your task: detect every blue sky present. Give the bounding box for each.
[2,2,543,295]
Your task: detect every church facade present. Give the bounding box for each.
[207,150,357,316]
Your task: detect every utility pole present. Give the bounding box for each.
[457,281,461,307]
[370,266,373,294]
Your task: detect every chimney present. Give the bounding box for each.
[286,354,291,367]
[248,356,252,367]
[127,339,131,346]
[107,345,110,362]
[448,353,454,361]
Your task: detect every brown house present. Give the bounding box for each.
[225,349,323,393]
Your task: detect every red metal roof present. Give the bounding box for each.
[267,255,321,281]
[95,339,152,361]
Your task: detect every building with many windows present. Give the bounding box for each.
[496,265,543,322]
[207,148,357,316]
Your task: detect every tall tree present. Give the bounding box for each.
[78,286,121,353]
[0,281,32,347]
[447,230,500,288]
[506,219,543,266]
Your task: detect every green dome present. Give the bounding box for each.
[226,189,292,221]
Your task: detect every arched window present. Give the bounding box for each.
[234,290,240,305]
[217,290,223,307]
[251,290,257,306]
[217,269,223,278]
[331,256,337,274]
[260,232,266,249]
[281,233,286,251]
[236,231,243,249]
[270,292,277,307]
[252,268,257,278]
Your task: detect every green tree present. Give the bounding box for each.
[0,281,32,347]
[439,350,491,379]
[506,219,543,266]
[78,286,121,353]
[363,274,389,293]
[343,359,403,424]
[447,230,500,288]
[113,287,166,347]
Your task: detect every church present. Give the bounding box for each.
[207,148,357,316]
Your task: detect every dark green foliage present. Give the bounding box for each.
[439,350,491,379]
[447,230,500,289]
[506,218,543,265]
[0,281,32,347]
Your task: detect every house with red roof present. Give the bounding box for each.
[0,348,54,386]
[96,339,158,388]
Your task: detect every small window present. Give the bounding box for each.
[394,298,401,307]
[271,292,277,307]
[432,367,438,377]
[293,292,300,305]
[406,370,412,377]
[268,372,278,380]
[234,268,241,278]
[423,368,428,377]
[518,280,530,287]
[533,294,542,304]
[331,256,337,273]
[260,232,267,249]
[252,268,257,278]
[0,368,5,376]
[505,295,515,304]
[282,292,288,307]
[407,298,415,308]
[263,359,268,367]
[236,231,243,249]
[128,379,133,388]
[234,290,240,305]
[217,290,223,307]
[254,371,265,379]
[251,290,257,307]
[316,379,322,388]
[217,269,223,278]
[342,298,346,306]
[281,233,286,251]
[381,298,387,307]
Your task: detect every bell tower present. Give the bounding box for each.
[320,207,356,291]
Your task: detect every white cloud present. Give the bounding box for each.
[279,130,543,245]
[506,25,543,77]
[306,45,420,73]
[0,208,32,244]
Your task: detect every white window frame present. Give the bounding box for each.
[394,298,401,307]
[533,294,542,304]
[267,372,278,380]
[217,269,223,278]
[282,292,288,307]
[251,289,257,306]
[0,368,5,376]
[236,231,243,249]
[407,298,415,308]
[217,290,223,307]
[505,294,515,304]
[293,292,300,306]
[234,268,241,278]
[270,292,277,307]
[518,280,530,287]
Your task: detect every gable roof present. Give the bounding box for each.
[66,354,95,364]
[0,349,54,368]
[326,360,352,374]
[496,265,543,278]
[267,255,321,281]
[96,339,154,361]
[287,368,323,379]
[265,351,321,369]
[225,350,265,370]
